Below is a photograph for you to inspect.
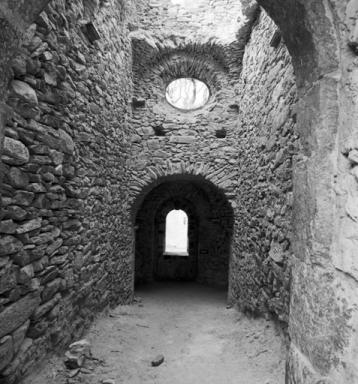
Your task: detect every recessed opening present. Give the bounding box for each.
[228,103,240,113]
[164,209,189,256]
[81,22,101,44]
[132,97,146,108]
[215,129,227,138]
[154,125,165,136]
[270,29,282,48]
[165,78,210,111]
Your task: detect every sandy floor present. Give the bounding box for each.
[25,283,286,384]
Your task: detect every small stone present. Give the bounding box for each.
[0,336,14,371]
[10,80,38,105]
[0,219,18,234]
[41,51,53,61]
[0,235,23,256]
[42,278,62,301]
[50,149,64,165]
[17,264,35,285]
[77,52,86,64]
[67,368,80,378]
[131,134,141,143]
[68,339,91,357]
[13,190,35,206]
[7,167,30,188]
[27,320,48,339]
[169,135,195,144]
[64,351,84,369]
[348,149,358,164]
[102,380,116,384]
[27,183,46,193]
[58,129,75,154]
[12,56,27,76]
[5,205,27,221]
[151,354,164,367]
[2,137,30,165]
[12,249,31,267]
[0,292,40,338]
[12,320,30,353]
[65,339,92,369]
[44,72,57,86]
[0,263,17,294]
[269,241,284,263]
[16,218,42,234]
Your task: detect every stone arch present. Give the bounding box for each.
[133,174,234,289]
[130,162,237,223]
[257,0,340,87]
[133,45,230,86]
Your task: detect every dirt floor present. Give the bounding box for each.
[24,283,286,384]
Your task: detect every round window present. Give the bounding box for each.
[165,78,210,111]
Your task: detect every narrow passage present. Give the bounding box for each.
[26,283,285,384]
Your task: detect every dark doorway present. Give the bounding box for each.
[134,176,234,289]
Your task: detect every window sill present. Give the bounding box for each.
[163,251,189,257]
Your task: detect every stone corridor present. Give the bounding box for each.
[24,283,286,384]
[0,0,358,383]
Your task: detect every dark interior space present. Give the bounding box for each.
[134,177,234,288]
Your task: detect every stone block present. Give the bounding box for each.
[7,168,29,189]
[348,23,358,54]
[348,149,358,164]
[5,206,27,221]
[46,239,63,256]
[27,320,48,339]
[269,241,285,263]
[17,264,35,285]
[2,137,30,165]
[11,249,31,267]
[0,292,40,339]
[13,191,35,206]
[42,278,62,302]
[12,321,30,354]
[16,218,42,234]
[81,22,101,44]
[10,80,38,106]
[0,220,17,234]
[0,236,23,256]
[0,262,17,294]
[32,293,61,321]
[0,336,14,371]
[169,135,195,144]
[57,129,75,154]
[147,139,161,150]
[12,56,27,77]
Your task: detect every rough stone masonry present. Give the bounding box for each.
[0,0,358,383]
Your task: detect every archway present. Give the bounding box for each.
[133,176,234,290]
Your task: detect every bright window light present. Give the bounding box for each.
[166,78,210,111]
[164,209,189,256]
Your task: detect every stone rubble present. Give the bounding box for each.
[151,354,165,367]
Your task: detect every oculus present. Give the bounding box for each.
[165,78,210,110]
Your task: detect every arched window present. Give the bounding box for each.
[164,209,189,256]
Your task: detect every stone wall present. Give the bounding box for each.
[1,0,357,383]
[128,0,247,290]
[229,11,298,322]
[129,3,297,322]
[0,0,134,381]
